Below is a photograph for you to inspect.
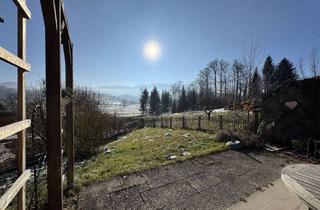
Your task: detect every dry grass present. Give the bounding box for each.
[75,128,226,187]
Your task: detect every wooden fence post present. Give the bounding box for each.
[152,118,155,128]
[170,116,172,128]
[198,116,201,130]
[254,111,259,133]
[160,117,163,128]
[219,115,223,130]
[182,116,185,129]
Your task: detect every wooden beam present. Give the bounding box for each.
[64,40,74,189]
[0,47,31,71]
[12,0,31,19]
[41,0,63,209]
[17,4,27,209]
[0,120,30,141]
[0,170,31,210]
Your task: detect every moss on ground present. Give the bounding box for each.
[75,128,226,187]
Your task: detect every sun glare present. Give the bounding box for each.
[143,40,161,61]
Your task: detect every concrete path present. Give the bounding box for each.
[77,150,301,210]
[228,179,308,210]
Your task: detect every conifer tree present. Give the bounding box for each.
[262,56,275,94]
[139,88,149,115]
[178,85,188,112]
[161,90,171,114]
[249,68,262,99]
[274,58,298,84]
[149,87,161,116]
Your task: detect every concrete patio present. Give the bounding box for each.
[77,150,303,210]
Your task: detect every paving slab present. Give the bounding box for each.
[186,172,221,191]
[228,179,308,210]
[141,181,197,208]
[77,150,304,210]
[178,193,216,210]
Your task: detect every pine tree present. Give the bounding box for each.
[139,88,149,115]
[161,91,171,114]
[178,85,188,112]
[171,99,177,113]
[149,87,161,116]
[249,68,262,99]
[187,88,198,111]
[274,58,298,84]
[262,56,275,94]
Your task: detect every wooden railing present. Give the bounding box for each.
[0,0,31,209]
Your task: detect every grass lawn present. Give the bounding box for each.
[75,128,226,187]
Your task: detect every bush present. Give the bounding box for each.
[216,130,236,142]
[74,87,113,159]
[216,129,262,148]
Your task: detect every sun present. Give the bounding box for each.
[143,40,161,61]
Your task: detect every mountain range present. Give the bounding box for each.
[0,82,171,105]
[98,83,171,97]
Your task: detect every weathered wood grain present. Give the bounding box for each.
[0,47,31,71]
[12,0,31,19]
[282,164,320,210]
[0,120,30,141]
[41,0,63,209]
[17,3,28,208]
[0,170,31,210]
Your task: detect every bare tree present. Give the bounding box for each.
[298,57,305,79]
[170,81,182,101]
[219,59,229,99]
[4,93,17,111]
[208,59,219,98]
[309,48,319,77]
[232,60,245,102]
[242,39,262,99]
[198,67,216,119]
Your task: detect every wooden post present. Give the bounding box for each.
[41,0,63,209]
[182,116,185,129]
[152,118,156,128]
[140,118,144,128]
[17,2,27,208]
[198,116,201,130]
[64,40,74,190]
[169,116,172,128]
[160,117,163,128]
[254,111,259,133]
[219,115,223,130]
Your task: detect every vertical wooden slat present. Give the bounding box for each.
[41,0,63,209]
[17,1,27,208]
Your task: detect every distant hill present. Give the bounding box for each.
[0,81,164,105]
[0,82,17,89]
[98,83,171,97]
[102,93,138,105]
[0,82,16,99]
[0,82,32,100]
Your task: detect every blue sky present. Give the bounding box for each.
[1,0,320,87]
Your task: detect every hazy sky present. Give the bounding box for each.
[1,0,320,87]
